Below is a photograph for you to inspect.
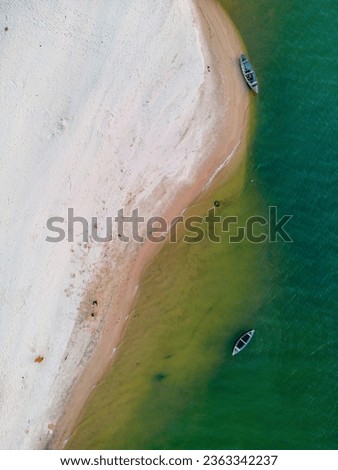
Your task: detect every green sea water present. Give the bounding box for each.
[68,0,337,449]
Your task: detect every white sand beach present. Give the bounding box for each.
[0,0,249,449]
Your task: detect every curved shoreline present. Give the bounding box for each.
[50,1,250,450]
[0,0,249,449]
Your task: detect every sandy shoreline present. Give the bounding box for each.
[53,0,250,450]
[0,0,249,449]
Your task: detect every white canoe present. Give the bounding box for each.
[232,329,255,356]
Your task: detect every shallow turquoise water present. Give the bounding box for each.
[216,0,338,449]
[69,0,337,449]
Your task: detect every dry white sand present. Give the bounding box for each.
[0,0,249,449]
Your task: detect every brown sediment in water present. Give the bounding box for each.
[49,0,251,449]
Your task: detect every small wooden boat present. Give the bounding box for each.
[232,329,255,356]
[239,54,259,94]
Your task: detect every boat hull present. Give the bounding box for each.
[239,54,259,94]
[232,329,255,356]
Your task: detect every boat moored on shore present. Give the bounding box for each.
[239,54,259,94]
